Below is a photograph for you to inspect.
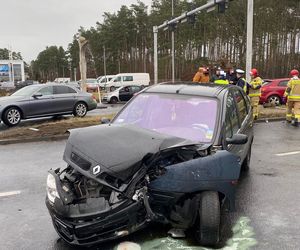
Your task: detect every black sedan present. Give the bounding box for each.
[0,83,97,126]
[46,83,253,247]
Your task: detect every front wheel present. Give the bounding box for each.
[73,102,87,117]
[196,191,220,246]
[110,86,116,92]
[3,107,22,127]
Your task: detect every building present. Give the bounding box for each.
[0,60,25,82]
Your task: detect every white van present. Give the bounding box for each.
[97,75,115,88]
[105,73,150,91]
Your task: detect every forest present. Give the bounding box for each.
[26,0,300,81]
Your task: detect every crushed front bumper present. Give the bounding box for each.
[46,198,147,246]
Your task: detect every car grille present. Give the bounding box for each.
[71,152,91,171]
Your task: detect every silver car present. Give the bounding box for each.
[0,83,97,126]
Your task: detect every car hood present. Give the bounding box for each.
[0,95,26,105]
[63,124,203,182]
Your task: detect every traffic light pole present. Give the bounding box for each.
[153,0,228,84]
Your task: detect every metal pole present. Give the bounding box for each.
[246,0,254,83]
[153,26,158,84]
[171,0,175,83]
[74,67,77,82]
[103,45,107,79]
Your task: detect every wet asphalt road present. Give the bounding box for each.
[0,121,299,250]
[0,104,124,131]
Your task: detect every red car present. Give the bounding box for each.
[260,78,289,105]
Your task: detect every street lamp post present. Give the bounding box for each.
[246,0,254,83]
[171,0,175,83]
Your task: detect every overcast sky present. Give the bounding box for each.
[0,0,152,62]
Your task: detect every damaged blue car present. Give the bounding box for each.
[46,83,254,247]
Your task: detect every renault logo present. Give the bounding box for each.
[92,165,101,175]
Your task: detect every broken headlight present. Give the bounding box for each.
[47,173,60,204]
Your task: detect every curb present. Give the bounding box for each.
[255,117,286,123]
[0,134,69,146]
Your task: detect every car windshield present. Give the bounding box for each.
[11,85,41,96]
[113,93,218,143]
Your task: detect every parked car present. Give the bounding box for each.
[102,85,143,104]
[260,78,289,105]
[15,80,39,90]
[78,78,99,91]
[0,81,15,90]
[0,83,97,126]
[46,83,253,247]
[105,73,150,91]
[97,75,115,88]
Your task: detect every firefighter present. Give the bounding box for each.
[236,69,247,93]
[193,67,209,83]
[214,71,229,84]
[249,68,263,120]
[284,69,300,126]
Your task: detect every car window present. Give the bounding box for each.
[114,76,122,82]
[54,85,76,94]
[123,76,133,82]
[231,88,248,123]
[226,92,240,136]
[278,80,288,87]
[130,86,141,92]
[36,86,53,96]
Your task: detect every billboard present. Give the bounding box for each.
[0,60,25,82]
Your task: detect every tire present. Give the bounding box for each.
[109,96,118,104]
[110,86,116,92]
[267,95,281,106]
[196,191,220,246]
[3,107,22,127]
[73,102,87,117]
[241,145,251,172]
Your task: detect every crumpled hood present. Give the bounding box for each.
[63,124,198,182]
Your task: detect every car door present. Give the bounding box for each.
[228,88,253,160]
[119,86,132,102]
[26,86,56,116]
[52,85,77,113]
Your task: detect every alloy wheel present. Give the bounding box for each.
[76,103,87,117]
[7,109,21,125]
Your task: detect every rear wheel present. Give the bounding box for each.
[196,191,220,246]
[73,102,87,117]
[267,95,281,106]
[109,96,118,104]
[3,107,21,127]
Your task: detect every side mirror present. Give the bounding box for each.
[100,117,111,124]
[32,93,43,98]
[226,134,248,145]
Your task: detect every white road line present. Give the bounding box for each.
[0,190,21,198]
[275,151,300,157]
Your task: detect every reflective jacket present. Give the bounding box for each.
[249,77,263,97]
[236,78,247,93]
[285,77,300,100]
[214,79,229,85]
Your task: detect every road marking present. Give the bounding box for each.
[0,190,21,198]
[275,151,300,157]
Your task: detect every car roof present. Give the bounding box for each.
[144,82,231,98]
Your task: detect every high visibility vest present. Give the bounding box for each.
[286,79,300,101]
[248,77,262,97]
[214,79,229,85]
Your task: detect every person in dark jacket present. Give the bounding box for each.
[236,69,248,93]
[227,68,237,85]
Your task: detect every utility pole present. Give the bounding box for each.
[246,0,254,83]
[153,26,158,84]
[171,0,175,83]
[103,45,107,79]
